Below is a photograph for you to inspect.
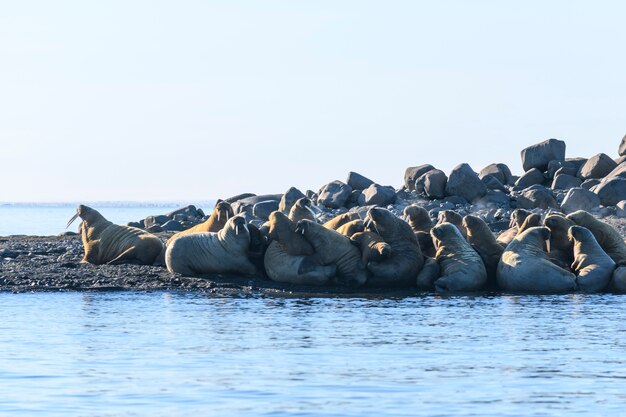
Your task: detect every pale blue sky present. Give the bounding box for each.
[1,1,624,202]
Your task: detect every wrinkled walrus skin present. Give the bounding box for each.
[166,200,234,246]
[462,215,503,289]
[323,212,360,230]
[72,205,164,266]
[364,207,423,287]
[567,210,626,265]
[165,215,256,277]
[569,225,615,293]
[497,227,576,294]
[264,241,337,286]
[295,219,367,287]
[431,222,487,292]
[288,197,317,223]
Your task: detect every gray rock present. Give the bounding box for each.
[616,200,626,218]
[481,174,507,192]
[349,190,363,206]
[615,156,626,166]
[442,195,469,206]
[603,162,626,180]
[223,193,256,204]
[362,184,397,206]
[516,185,557,210]
[173,214,187,222]
[566,157,588,172]
[547,160,574,179]
[305,190,318,204]
[594,177,626,206]
[560,187,601,214]
[619,134,626,156]
[404,164,435,191]
[479,163,513,185]
[346,171,374,191]
[476,190,511,207]
[578,153,617,180]
[317,180,353,208]
[444,163,487,202]
[126,221,142,228]
[581,179,601,190]
[165,205,199,219]
[161,220,184,232]
[419,169,447,199]
[232,194,282,214]
[144,215,170,228]
[515,168,545,188]
[146,225,163,233]
[252,200,280,220]
[278,187,305,213]
[551,174,582,190]
[521,138,566,172]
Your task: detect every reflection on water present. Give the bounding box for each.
[0,292,624,416]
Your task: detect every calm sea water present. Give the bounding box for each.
[0,292,624,416]
[0,204,213,236]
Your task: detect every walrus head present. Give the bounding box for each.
[568,225,593,243]
[462,215,491,242]
[403,205,433,231]
[66,204,106,229]
[545,214,575,242]
[437,210,463,226]
[223,215,250,240]
[364,207,398,237]
[510,208,532,228]
[515,226,551,245]
[430,222,464,245]
[213,201,234,223]
[267,211,293,240]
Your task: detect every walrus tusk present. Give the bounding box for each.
[243,223,249,234]
[218,212,221,222]
[66,212,80,229]
[306,206,316,218]
[236,224,239,235]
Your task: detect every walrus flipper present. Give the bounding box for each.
[106,247,143,265]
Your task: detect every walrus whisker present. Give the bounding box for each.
[66,212,80,229]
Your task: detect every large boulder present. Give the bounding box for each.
[515,168,545,188]
[560,187,601,214]
[581,179,601,190]
[232,194,282,214]
[362,184,397,206]
[619,134,626,156]
[404,164,435,191]
[278,187,306,213]
[161,220,184,232]
[252,200,280,220]
[516,185,557,210]
[481,174,507,192]
[223,193,257,203]
[479,163,513,185]
[594,177,626,206]
[346,171,374,191]
[317,180,353,208]
[418,169,447,199]
[165,205,199,220]
[604,162,626,180]
[551,174,582,190]
[475,190,511,207]
[520,139,566,172]
[444,163,487,202]
[578,153,617,180]
[144,214,170,228]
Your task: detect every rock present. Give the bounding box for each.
[278,187,305,213]
[144,215,170,228]
[604,162,626,180]
[165,205,198,219]
[146,225,163,233]
[223,193,256,204]
[305,190,318,204]
[581,179,601,190]
[594,177,626,206]
[547,160,575,179]
[419,169,447,199]
[616,201,626,218]
[475,190,511,207]
[361,184,397,206]
[515,168,545,188]
[566,157,588,172]
[520,138,566,172]
[0,249,20,258]
[232,194,282,214]
[444,163,487,202]
[615,156,626,166]
[58,231,78,237]
[442,195,469,206]
[479,163,513,185]
[404,164,435,191]
[551,174,582,190]
[516,185,557,210]
[554,165,578,179]
[173,214,187,222]
[578,153,618,180]
[252,200,280,220]
[126,221,142,228]
[161,220,184,232]
[346,171,374,191]
[560,187,601,214]
[317,180,352,208]
[481,174,507,192]
[619,134,626,156]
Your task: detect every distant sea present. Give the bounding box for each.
[0,202,216,236]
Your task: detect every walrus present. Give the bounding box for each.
[403,205,435,257]
[165,215,256,276]
[66,205,164,266]
[462,215,503,288]
[288,197,317,223]
[295,219,367,287]
[415,256,441,290]
[335,219,365,237]
[610,266,626,293]
[266,211,314,256]
[544,214,575,268]
[496,208,532,247]
[567,210,626,265]
[437,210,467,239]
[518,213,541,234]
[263,241,337,285]
[569,225,615,293]
[497,226,577,293]
[166,200,234,246]
[363,207,423,287]
[350,231,391,266]
[430,222,487,292]
[323,212,360,230]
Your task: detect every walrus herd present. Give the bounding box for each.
[66,137,626,294]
